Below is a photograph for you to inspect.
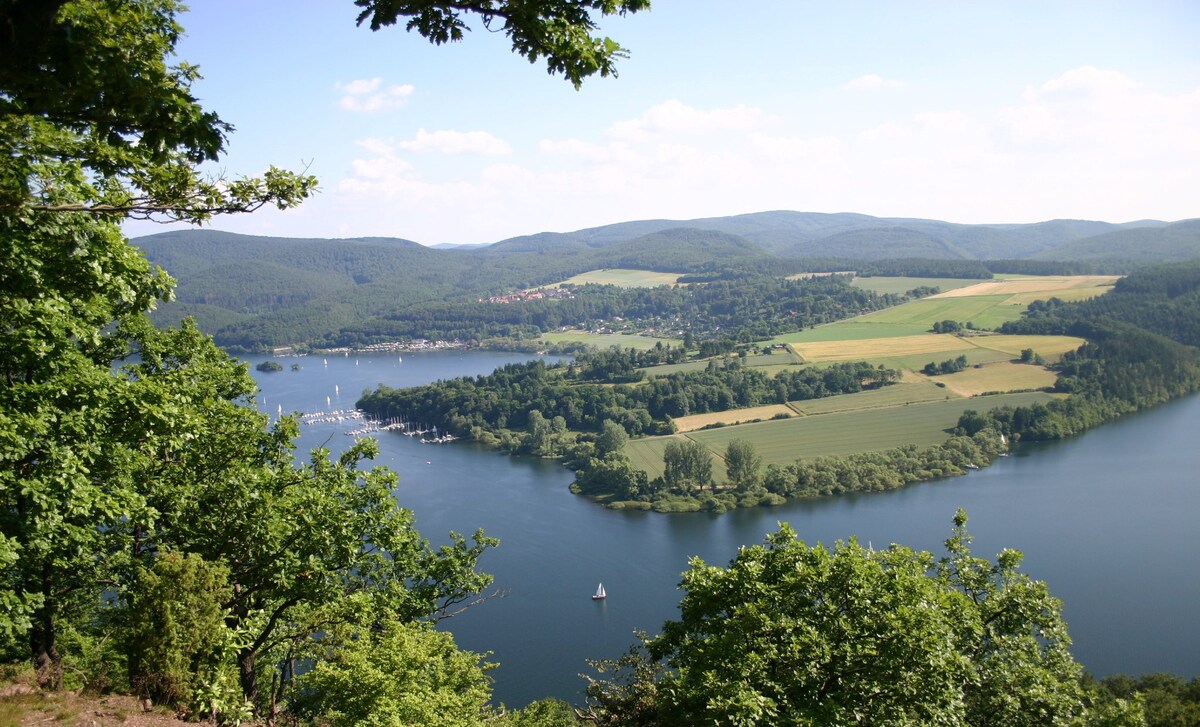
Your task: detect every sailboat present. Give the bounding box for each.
[591,583,607,600]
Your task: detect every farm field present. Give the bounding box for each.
[687,391,1056,472]
[967,334,1086,361]
[540,331,681,350]
[549,268,683,288]
[788,380,954,415]
[790,333,974,363]
[672,404,795,433]
[928,275,1119,300]
[774,273,1114,346]
[931,362,1058,397]
[790,333,1084,368]
[850,276,988,295]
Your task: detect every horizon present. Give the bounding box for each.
[129,208,1192,248]
[121,1,1200,246]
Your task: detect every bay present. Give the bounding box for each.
[249,350,1200,707]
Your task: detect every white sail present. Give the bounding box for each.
[592,583,606,599]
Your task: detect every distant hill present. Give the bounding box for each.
[489,211,1179,261]
[133,211,1196,350]
[1029,219,1200,263]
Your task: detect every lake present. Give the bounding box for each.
[249,350,1200,707]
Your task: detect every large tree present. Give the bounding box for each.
[583,512,1125,726]
[1,0,645,703]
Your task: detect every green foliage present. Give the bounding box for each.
[122,552,242,719]
[354,0,650,89]
[255,360,284,372]
[662,439,713,492]
[584,514,1090,725]
[291,620,496,727]
[722,439,761,490]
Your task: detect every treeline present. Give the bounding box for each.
[956,262,1200,442]
[357,354,897,446]
[855,257,1110,279]
[312,274,897,350]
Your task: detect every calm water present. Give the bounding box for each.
[250,351,1200,707]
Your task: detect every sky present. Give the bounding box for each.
[123,1,1200,246]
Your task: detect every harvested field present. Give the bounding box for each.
[968,334,1086,360]
[790,334,974,363]
[673,404,795,432]
[553,268,683,288]
[850,276,987,295]
[928,275,1119,299]
[931,361,1058,397]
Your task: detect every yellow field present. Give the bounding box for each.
[967,334,1086,360]
[928,275,1119,299]
[790,334,973,363]
[789,332,1085,369]
[551,269,683,288]
[930,362,1058,397]
[672,405,795,432]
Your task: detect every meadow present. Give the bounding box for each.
[548,268,684,287]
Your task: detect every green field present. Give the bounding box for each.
[550,268,683,288]
[541,331,681,350]
[850,276,989,296]
[626,391,1055,481]
[688,391,1055,469]
[788,380,956,415]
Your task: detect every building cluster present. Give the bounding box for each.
[482,286,575,304]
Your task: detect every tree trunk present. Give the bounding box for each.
[29,568,61,690]
[238,646,258,707]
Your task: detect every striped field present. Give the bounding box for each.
[931,362,1058,397]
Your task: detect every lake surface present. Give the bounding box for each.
[250,350,1200,707]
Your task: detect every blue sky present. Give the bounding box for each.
[125,1,1200,245]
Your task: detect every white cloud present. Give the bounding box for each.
[336,78,415,112]
[396,129,511,155]
[312,70,1199,245]
[843,74,907,91]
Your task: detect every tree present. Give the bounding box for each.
[354,0,650,88]
[290,620,496,727]
[723,439,761,490]
[1,0,644,709]
[596,419,629,457]
[662,439,712,492]
[584,513,1098,725]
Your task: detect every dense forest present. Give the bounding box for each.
[138,221,1199,351]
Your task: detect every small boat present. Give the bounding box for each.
[592,583,607,600]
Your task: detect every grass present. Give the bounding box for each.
[541,331,682,350]
[931,362,1058,397]
[549,269,684,288]
[850,276,989,295]
[685,391,1056,467]
[673,404,795,432]
[789,380,956,415]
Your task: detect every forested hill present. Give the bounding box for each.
[482,211,1197,261]
[134,211,1199,351]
